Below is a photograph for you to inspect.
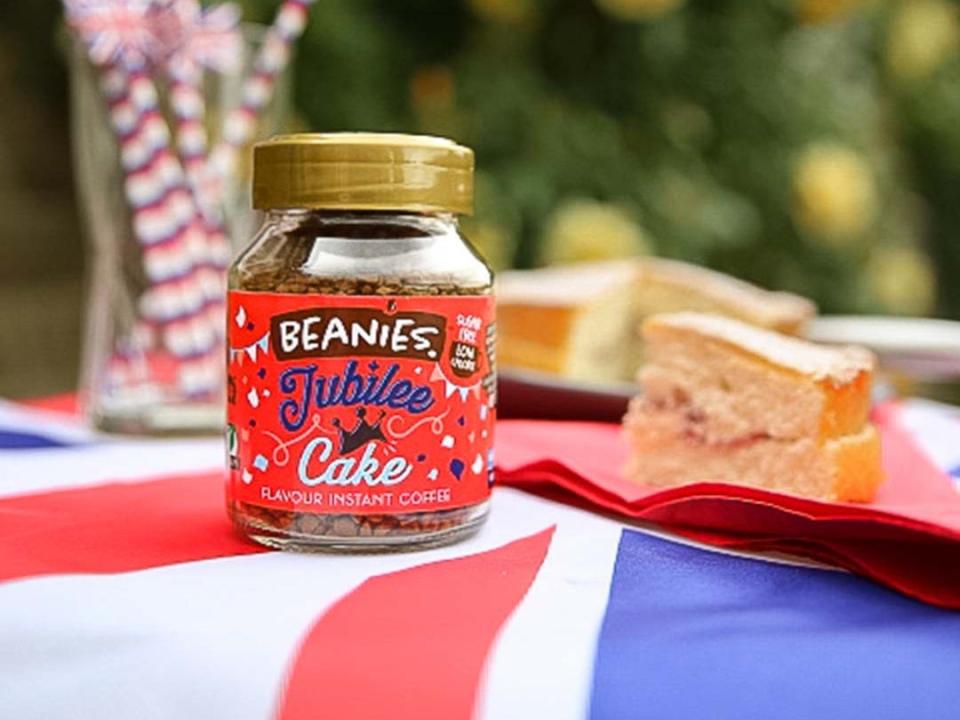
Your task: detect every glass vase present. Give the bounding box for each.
[68,25,291,434]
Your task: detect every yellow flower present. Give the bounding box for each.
[462,220,515,271]
[796,0,868,24]
[887,0,960,81]
[541,199,649,266]
[469,0,536,24]
[595,0,684,22]
[866,246,937,316]
[410,66,455,113]
[792,143,876,246]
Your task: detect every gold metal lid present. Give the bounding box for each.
[252,132,474,214]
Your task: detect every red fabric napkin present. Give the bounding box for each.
[496,402,960,609]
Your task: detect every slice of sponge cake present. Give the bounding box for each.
[623,312,883,502]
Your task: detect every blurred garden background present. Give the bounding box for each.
[1,0,959,396]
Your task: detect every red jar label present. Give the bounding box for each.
[226,291,496,515]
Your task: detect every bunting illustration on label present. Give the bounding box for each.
[229,332,270,364]
[430,364,483,402]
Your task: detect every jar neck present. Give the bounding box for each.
[265,208,459,226]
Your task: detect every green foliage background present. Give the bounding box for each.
[236,0,960,318]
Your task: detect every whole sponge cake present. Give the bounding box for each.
[496,258,816,383]
[623,312,883,502]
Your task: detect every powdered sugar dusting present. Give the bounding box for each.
[638,258,815,328]
[496,260,638,305]
[645,312,875,384]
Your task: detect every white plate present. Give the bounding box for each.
[498,315,960,420]
[808,316,960,380]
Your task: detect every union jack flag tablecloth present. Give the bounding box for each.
[2,396,960,720]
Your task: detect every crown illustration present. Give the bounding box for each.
[331,408,387,455]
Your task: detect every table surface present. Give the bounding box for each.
[2,397,959,720]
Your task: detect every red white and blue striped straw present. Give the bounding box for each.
[100,63,213,353]
[162,1,242,292]
[208,0,315,185]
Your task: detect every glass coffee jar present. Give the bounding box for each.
[226,133,495,551]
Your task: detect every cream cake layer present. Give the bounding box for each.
[623,399,882,501]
